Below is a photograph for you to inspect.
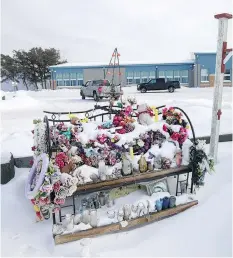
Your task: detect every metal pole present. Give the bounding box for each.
[51,70,53,90]
[196,56,198,88]
[209,13,232,163]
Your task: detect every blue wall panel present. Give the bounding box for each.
[195,52,232,74]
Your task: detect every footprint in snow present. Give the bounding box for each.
[11,233,20,240]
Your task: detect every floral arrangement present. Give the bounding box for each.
[32,119,47,156]
[30,161,79,221]
[162,107,188,128]
[189,140,214,186]
[163,124,188,146]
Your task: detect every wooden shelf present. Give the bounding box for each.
[55,200,198,245]
[74,166,190,195]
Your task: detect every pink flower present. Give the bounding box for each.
[54,197,65,205]
[162,108,167,114]
[39,197,50,206]
[29,159,34,166]
[53,181,61,192]
[163,124,168,132]
[56,159,65,169]
[180,127,187,134]
[52,206,61,213]
[109,158,117,166]
[125,106,132,115]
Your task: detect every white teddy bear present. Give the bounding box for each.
[137,104,154,126]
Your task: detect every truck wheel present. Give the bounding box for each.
[93,91,99,102]
[80,91,85,99]
[168,86,174,93]
[141,87,147,93]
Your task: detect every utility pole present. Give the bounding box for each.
[209,13,232,163]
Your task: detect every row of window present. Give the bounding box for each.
[201,69,231,82]
[55,72,83,80]
[126,70,189,84]
[126,77,188,84]
[56,79,83,86]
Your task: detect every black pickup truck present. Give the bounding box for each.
[137,78,180,93]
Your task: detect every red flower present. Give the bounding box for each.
[179,134,187,144]
[29,159,34,166]
[39,197,50,206]
[163,124,168,132]
[147,108,154,117]
[179,127,187,133]
[171,132,180,141]
[31,146,36,151]
[30,199,36,205]
[162,108,168,115]
[31,130,34,134]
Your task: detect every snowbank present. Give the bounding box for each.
[0,92,41,112]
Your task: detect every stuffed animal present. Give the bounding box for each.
[137,104,154,126]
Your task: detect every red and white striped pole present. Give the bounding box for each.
[209,13,232,163]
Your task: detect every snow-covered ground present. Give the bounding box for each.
[0,86,232,257]
[0,86,232,158]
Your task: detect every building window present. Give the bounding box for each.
[181,70,188,83]
[126,71,133,78]
[166,71,173,81]
[56,73,63,80]
[63,73,70,79]
[141,71,148,78]
[77,72,83,85]
[126,71,133,85]
[134,71,140,78]
[56,80,63,86]
[70,73,77,79]
[127,78,133,85]
[134,71,140,83]
[65,80,70,86]
[201,69,209,82]
[224,69,231,81]
[174,71,180,81]
[70,80,77,86]
[149,71,155,78]
[78,80,83,85]
[159,71,165,78]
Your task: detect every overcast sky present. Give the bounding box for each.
[1,0,232,64]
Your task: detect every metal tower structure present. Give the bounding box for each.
[104,48,122,102]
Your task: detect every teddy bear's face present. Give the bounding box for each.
[137,104,148,113]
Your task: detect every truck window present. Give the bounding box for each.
[156,78,164,83]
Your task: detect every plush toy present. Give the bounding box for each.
[137,104,154,126]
